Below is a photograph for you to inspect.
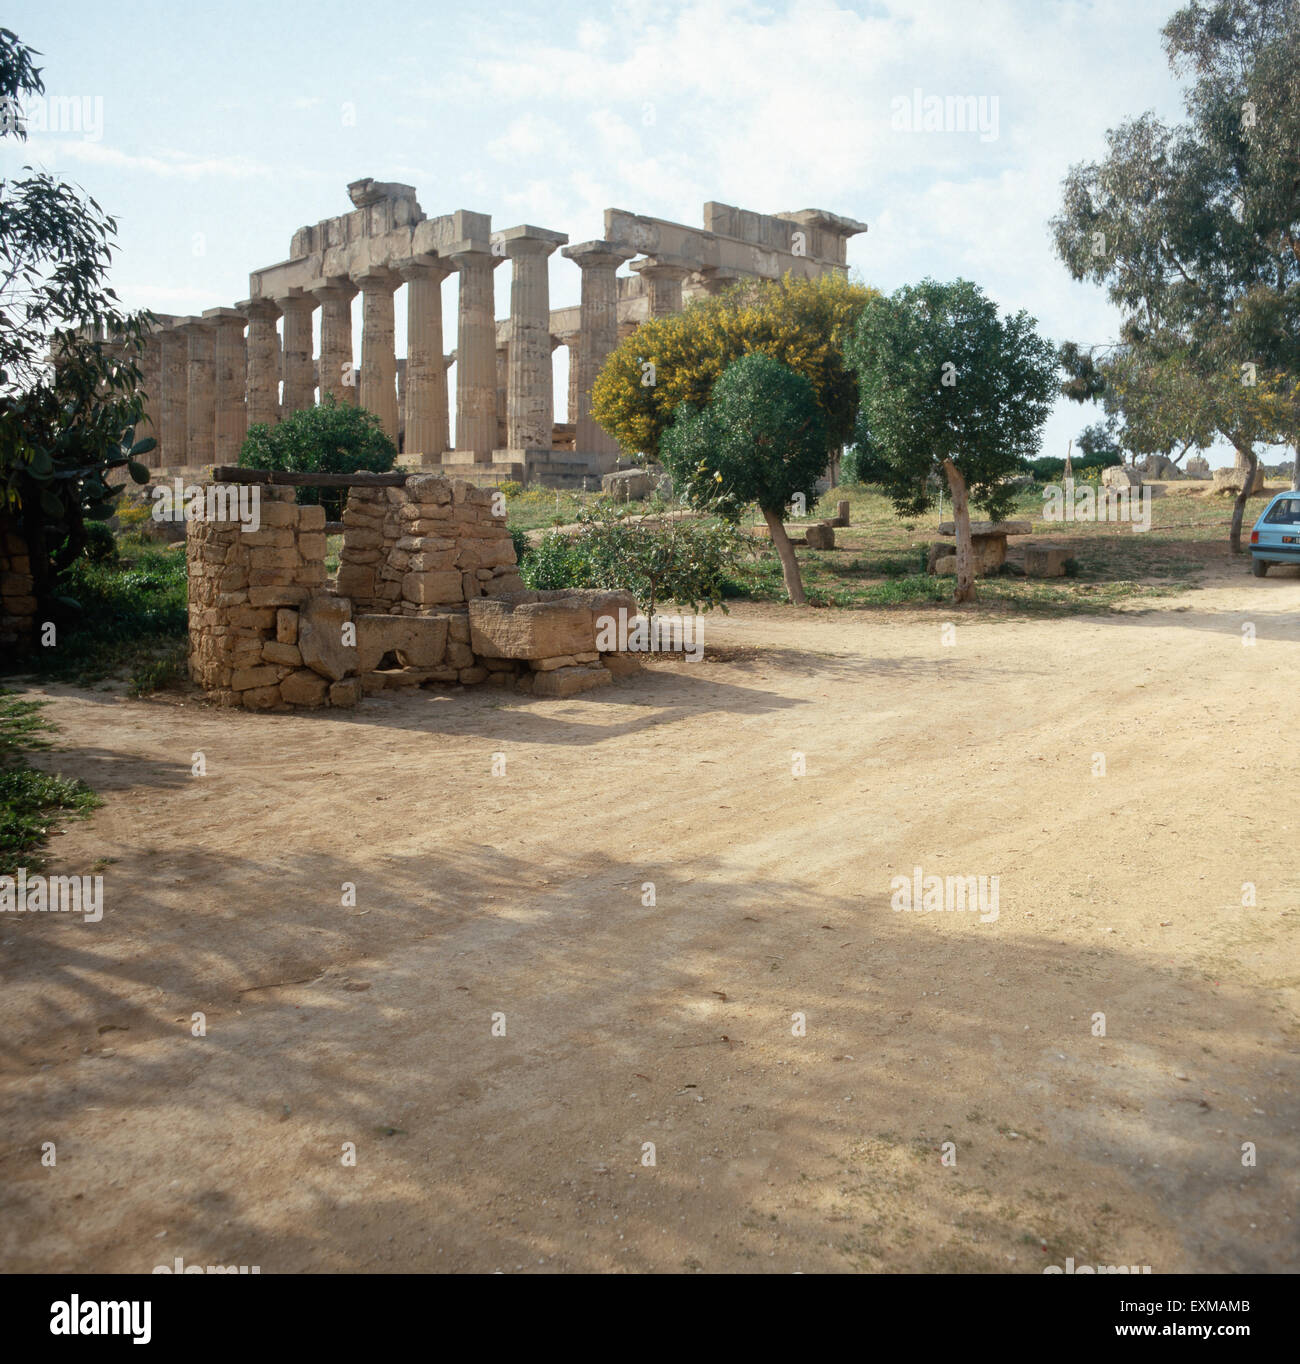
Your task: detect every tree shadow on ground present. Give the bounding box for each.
[1,842,1294,1274]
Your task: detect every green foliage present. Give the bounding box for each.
[239,396,396,520]
[520,504,747,615]
[0,688,100,876]
[82,519,118,563]
[847,278,1058,521]
[2,542,189,689]
[0,28,158,633]
[1022,451,1112,481]
[661,353,828,518]
[1051,0,1300,546]
[591,272,876,458]
[507,524,532,567]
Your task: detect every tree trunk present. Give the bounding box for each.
[1229,445,1258,555]
[1291,439,1299,493]
[761,505,807,606]
[942,457,976,603]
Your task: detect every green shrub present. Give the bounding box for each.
[520,505,746,613]
[82,520,118,563]
[239,395,396,520]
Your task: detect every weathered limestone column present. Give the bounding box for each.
[181,316,216,467]
[206,307,247,465]
[501,226,568,450]
[238,299,281,428]
[354,267,400,441]
[158,327,189,465]
[632,257,692,317]
[138,330,163,465]
[310,277,358,405]
[277,291,317,416]
[495,344,509,449]
[396,255,452,458]
[563,240,636,454]
[447,244,500,460]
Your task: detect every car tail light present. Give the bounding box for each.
[1251,530,1259,544]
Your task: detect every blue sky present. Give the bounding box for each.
[5,0,1257,464]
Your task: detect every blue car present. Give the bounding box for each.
[1249,492,1300,576]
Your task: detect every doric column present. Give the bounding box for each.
[447,243,502,460]
[179,316,216,467]
[396,255,452,458]
[501,226,568,451]
[237,298,281,428]
[353,267,400,441]
[277,290,317,416]
[310,277,358,406]
[159,326,188,465]
[137,330,163,465]
[206,307,247,465]
[631,257,692,317]
[563,240,636,453]
[495,343,509,449]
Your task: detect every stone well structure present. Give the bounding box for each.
[127,179,866,489]
[186,472,637,710]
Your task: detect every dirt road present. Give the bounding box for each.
[2,568,1297,1273]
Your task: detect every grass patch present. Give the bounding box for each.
[3,540,189,692]
[0,689,101,877]
[716,482,1247,614]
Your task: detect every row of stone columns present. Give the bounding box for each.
[136,236,646,468]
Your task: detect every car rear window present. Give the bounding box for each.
[1263,498,1300,524]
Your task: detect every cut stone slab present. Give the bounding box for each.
[601,468,655,501]
[1024,544,1069,578]
[354,614,449,673]
[804,522,835,550]
[531,665,613,698]
[469,588,637,660]
[298,591,357,682]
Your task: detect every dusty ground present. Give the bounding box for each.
[2,563,1298,1274]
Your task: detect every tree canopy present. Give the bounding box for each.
[0,26,154,633]
[590,271,875,460]
[847,278,1057,602]
[660,352,827,605]
[238,397,396,520]
[1051,0,1300,545]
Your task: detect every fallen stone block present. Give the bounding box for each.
[1024,544,1069,577]
[531,665,613,698]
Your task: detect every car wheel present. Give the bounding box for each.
[1251,557,1269,577]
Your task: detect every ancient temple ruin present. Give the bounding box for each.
[130,179,867,487]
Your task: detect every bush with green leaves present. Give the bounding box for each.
[660,352,827,605]
[520,503,747,614]
[238,396,396,520]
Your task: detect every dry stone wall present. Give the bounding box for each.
[0,517,36,651]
